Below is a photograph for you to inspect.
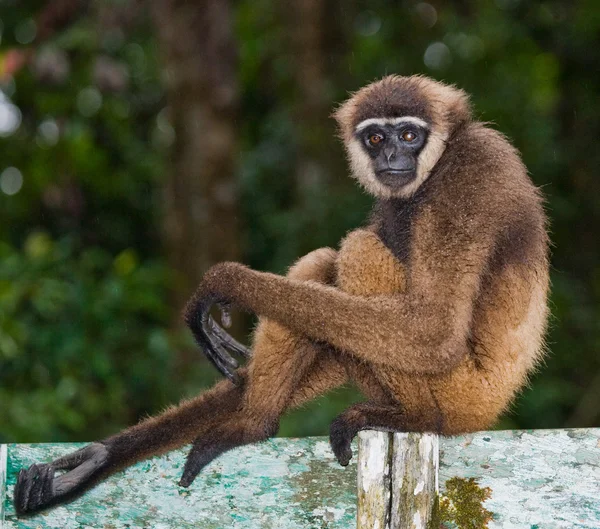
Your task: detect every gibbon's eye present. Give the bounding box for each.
[402,130,417,142]
[368,134,384,146]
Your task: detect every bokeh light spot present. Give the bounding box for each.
[125,43,147,77]
[354,11,382,37]
[414,3,438,28]
[0,167,23,195]
[0,93,21,136]
[15,19,37,45]
[446,33,485,62]
[77,87,103,117]
[37,119,60,146]
[153,107,175,149]
[424,42,452,70]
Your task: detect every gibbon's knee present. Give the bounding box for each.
[247,246,337,382]
[287,352,348,409]
[244,247,339,411]
[287,247,337,283]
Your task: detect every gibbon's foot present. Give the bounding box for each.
[14,443,108,515]
[178,443,223,488]
[329,416,356,467]
[14,464,54,515]
[179,418,279,488]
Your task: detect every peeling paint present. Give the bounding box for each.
[439,429,600,529]
[1,439,356,529]
[0,444,6,526]
[2,429,599,529]
[390,433,438,528]
[357,431,392,529]
[414,480,425,495]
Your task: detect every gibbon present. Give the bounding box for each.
[15,74,549,514]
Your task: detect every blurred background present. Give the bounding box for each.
[1,0,599,444]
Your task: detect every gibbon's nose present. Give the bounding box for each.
[384,146,396,162]
[387,153,415,172]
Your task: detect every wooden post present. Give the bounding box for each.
[357,431,392,528]
[357,432,439,529]
[390,433,439,529]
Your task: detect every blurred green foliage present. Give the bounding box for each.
[0,234,176,441]
[1,0,600,443]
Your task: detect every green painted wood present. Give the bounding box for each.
[439,429,600,529]
[1,438,357,529]
[0,445,6,527]
[1,429,599,529]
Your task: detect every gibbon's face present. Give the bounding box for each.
[336,76,468,199]
[356,117,429,192]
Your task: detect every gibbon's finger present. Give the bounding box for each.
[198,330,240,384]
[208,316,252,358]
[179,443,214,488]
[190,309,240,384]
[201,315,239,370]
[329,416,355,467]
[52,443,109,496]
[180,435,237,488]
[190,305,238,370]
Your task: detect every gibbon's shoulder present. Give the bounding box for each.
[431,121,543,223]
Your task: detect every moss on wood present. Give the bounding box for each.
[432,477,493,529]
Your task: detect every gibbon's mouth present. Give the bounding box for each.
[375,169,416,186]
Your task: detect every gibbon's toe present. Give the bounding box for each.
[329,418,354,467]
[179,443,210,488]
[14,463,55,515]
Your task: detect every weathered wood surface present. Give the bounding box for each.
[0,445,6,527]
[390,433,438,529]
[440,429,600,529]
[1,438,357,529]
[357,431,391,528]
[1,429,599,529]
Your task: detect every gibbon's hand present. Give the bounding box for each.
[184,263,252,384]
[210,311,252,359]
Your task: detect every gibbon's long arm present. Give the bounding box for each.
[186,213,499,380]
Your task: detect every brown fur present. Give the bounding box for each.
[14,75,550,514]
[188,77,549,441]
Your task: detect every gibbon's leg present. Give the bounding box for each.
[180,248,344,485]
[14,249,340,514]
[180,339,400,485]
[329,401,444,466]
[14,344,348,513]
[14,373,247,515]
[180,340,347,486]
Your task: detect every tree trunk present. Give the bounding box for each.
[283,0,350,253]
[290,0,331,193]
[153,0,240,326]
